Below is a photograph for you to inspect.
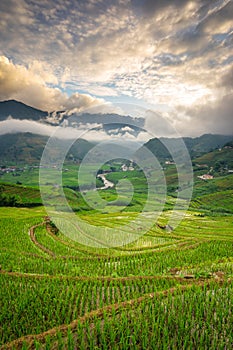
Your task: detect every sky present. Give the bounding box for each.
[0,0,233,136]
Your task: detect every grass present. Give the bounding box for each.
[1,161,233,349]
[0,183,42,207]
[191,189,233,213]
[1,206,233,348]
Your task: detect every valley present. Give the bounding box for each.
[1,98,233,349]
[0,133,233,348]
[1,0,233,346]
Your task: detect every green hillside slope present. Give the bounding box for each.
[194,144,233,171]
[0,132,94,164]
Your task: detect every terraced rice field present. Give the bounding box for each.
[0,207,233,349]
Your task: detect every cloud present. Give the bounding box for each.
[144,110,178,138]
[0,56,66,110]
[63,93,106,112]
[0,118,149,143]
[66,83,119,97]
[219,63,233,90]
[0,56,109,112]
[138,0,191,16]
[0,0,232,136]
[0,119,59,137]
[28,60,58,85]
[174,93,233,136]
[199,0,233,35]
[0,118,102,140]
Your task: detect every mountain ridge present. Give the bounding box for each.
[0,99,232,164]
[144,134,233,160]
[0,99,48,121]
[0,99,144,130]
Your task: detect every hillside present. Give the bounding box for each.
[143,134,233,162]
[0,132,94,164]
[191,189,233,214]
[145,142,233,206]
[0,183,41,207]
[0,100,47,121]
[193,143,233,171]
[183,134,233,157]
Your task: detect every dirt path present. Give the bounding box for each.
[29,222,56,257]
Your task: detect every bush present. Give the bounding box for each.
[0,193,18,207]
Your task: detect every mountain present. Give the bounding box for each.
[63,112,144,126]
[0,100,144,137]
[193,141,233,170]
[0,100,47,121]
[182,134,233,157]
[1,100,232,165]
[0,132,94,164]
[142,134,233,162]
[0,133,47,164]
[224,140,233,148]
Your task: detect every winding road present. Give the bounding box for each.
[97,173,115,190]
